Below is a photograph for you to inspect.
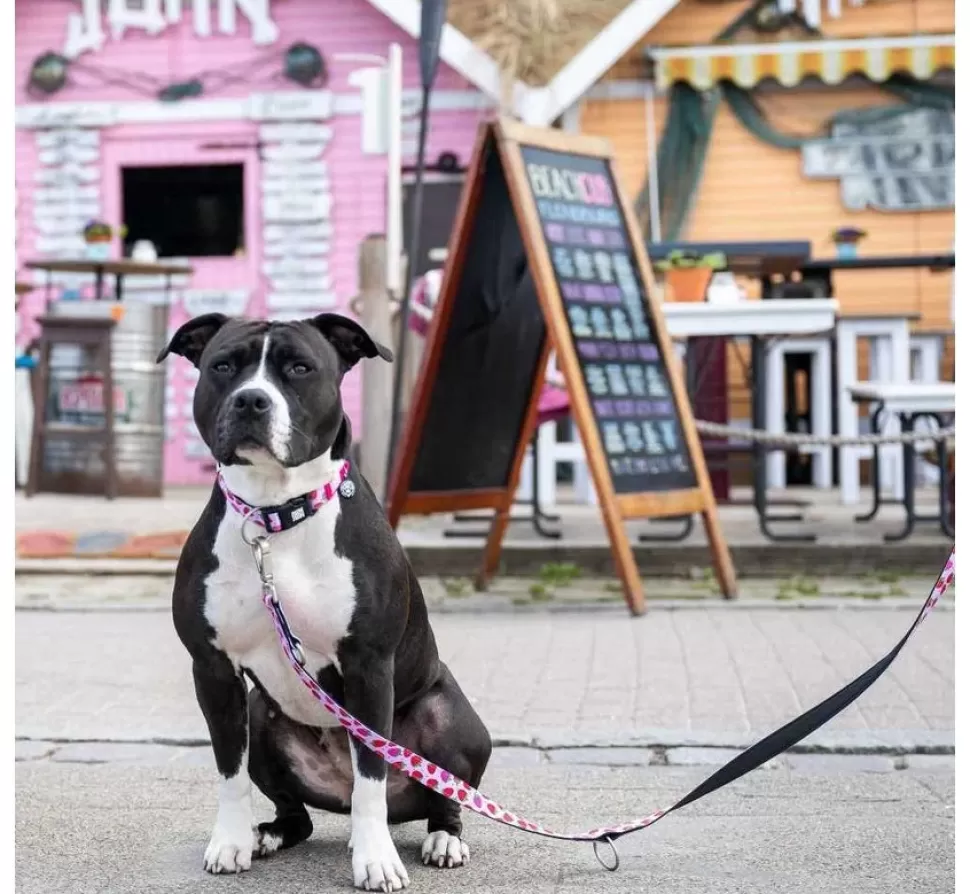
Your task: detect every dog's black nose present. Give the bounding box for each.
[232,390,271,416]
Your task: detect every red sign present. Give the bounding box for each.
[56,377,128,417]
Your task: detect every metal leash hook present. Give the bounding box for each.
[243,524,308,668]
[593,836,620,872]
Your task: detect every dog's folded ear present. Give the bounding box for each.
[309,313,394,370]
[156,313,229,367]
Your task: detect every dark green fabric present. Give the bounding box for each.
[635,83,721,241]
[636,54,952,242]
[721,73,953,150]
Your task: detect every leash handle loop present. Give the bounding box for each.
[593,837,620,872]
[251,545,954,870]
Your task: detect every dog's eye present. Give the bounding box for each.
[211,361,232,375]
[290,362,311,376]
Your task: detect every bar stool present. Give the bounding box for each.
[836,314,913,504]
[909,329,951,486]
[765,335,832,489]
[525,356,596,509]
[910,331,947,384]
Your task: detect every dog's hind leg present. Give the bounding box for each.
[394,664,492,869]
[248,688,314,858]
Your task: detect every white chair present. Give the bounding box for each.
[909,331,950,486]
[765,336,832,489]
[836,315,912,504]
[519,354,597,507]
[910,332,946,384]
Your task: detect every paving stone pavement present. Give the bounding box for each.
[16,599,954,750]
[16,761,954,894]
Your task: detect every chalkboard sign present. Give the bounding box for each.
[519,146,696,495]
[387,125,551,519]
[407,136,546,493]
[388,119,736,614]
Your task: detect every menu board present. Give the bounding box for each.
[519,146,697,495]
[387,119,736,614]
[406,136,547,494]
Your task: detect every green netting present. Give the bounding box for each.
[635,82,721,241]
[721,81,809,149]
[636,71,954,242]
[722,73,954,150]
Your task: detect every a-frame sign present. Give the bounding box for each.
[387,118,736,615]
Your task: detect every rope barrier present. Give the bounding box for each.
[694,420,955,448]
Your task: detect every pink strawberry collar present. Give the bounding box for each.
[217,459,353,533]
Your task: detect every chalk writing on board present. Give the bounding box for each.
[521,145,697,494]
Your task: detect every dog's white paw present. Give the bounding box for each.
[350,822,410,891]
[203,821,254,874]
[254,827,283,858]
[421,831,469,868]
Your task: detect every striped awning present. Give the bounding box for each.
[649,34,955,91]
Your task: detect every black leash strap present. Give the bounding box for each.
[612,546,955,843]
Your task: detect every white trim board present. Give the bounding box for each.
[15,88,493,129]
[519,0,680,125]
[360,0,683,126]
[358,0,532,115]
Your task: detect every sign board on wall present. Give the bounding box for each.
[801,106,954,212]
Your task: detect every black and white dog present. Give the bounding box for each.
[157,312,491,892]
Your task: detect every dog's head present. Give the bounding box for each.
[157,313,392,468]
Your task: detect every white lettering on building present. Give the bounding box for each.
[63,0,279,59]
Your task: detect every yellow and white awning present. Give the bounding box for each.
[650,34,954,91]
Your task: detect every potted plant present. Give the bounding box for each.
[81,219,125,261]
[654,248,727,302]
[832,226,867,260]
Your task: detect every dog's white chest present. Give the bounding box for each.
[204,503,356,726]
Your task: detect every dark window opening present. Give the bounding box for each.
[121,163,244,258]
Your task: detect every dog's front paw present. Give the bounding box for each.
[203,820,254,874]
[350,822,410,891]
[421,831,469,868]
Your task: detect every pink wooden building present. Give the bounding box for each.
[15,0,675,490]
[14,0,489,486]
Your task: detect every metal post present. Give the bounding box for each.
[645,82,662,243]
[383,0,448,506]
[384,43,403,296]
[384,90,431,500]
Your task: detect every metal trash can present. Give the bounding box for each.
[46,299,169,496]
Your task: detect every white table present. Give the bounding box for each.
[661,298,839,542]
[662,298,838,339]
[847,382,954,541]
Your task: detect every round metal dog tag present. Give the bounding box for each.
[338,479,356,499]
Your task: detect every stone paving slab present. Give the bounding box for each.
[16,762,953,894]
[16,602,954,750]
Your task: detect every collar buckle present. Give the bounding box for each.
[260,492,316,532]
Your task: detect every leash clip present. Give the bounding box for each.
[593,837,620,872]
[249,536,274,591]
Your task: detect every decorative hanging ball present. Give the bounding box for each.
[284,42,326,87]
[436,151,459,172]
[28,52,69,96]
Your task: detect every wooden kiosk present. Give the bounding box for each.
[387,119,736,615]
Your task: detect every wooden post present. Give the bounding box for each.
[358,235,393,502]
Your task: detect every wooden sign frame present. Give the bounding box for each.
[388,118,736,615]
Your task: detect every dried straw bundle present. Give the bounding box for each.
[448,0,630,92]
